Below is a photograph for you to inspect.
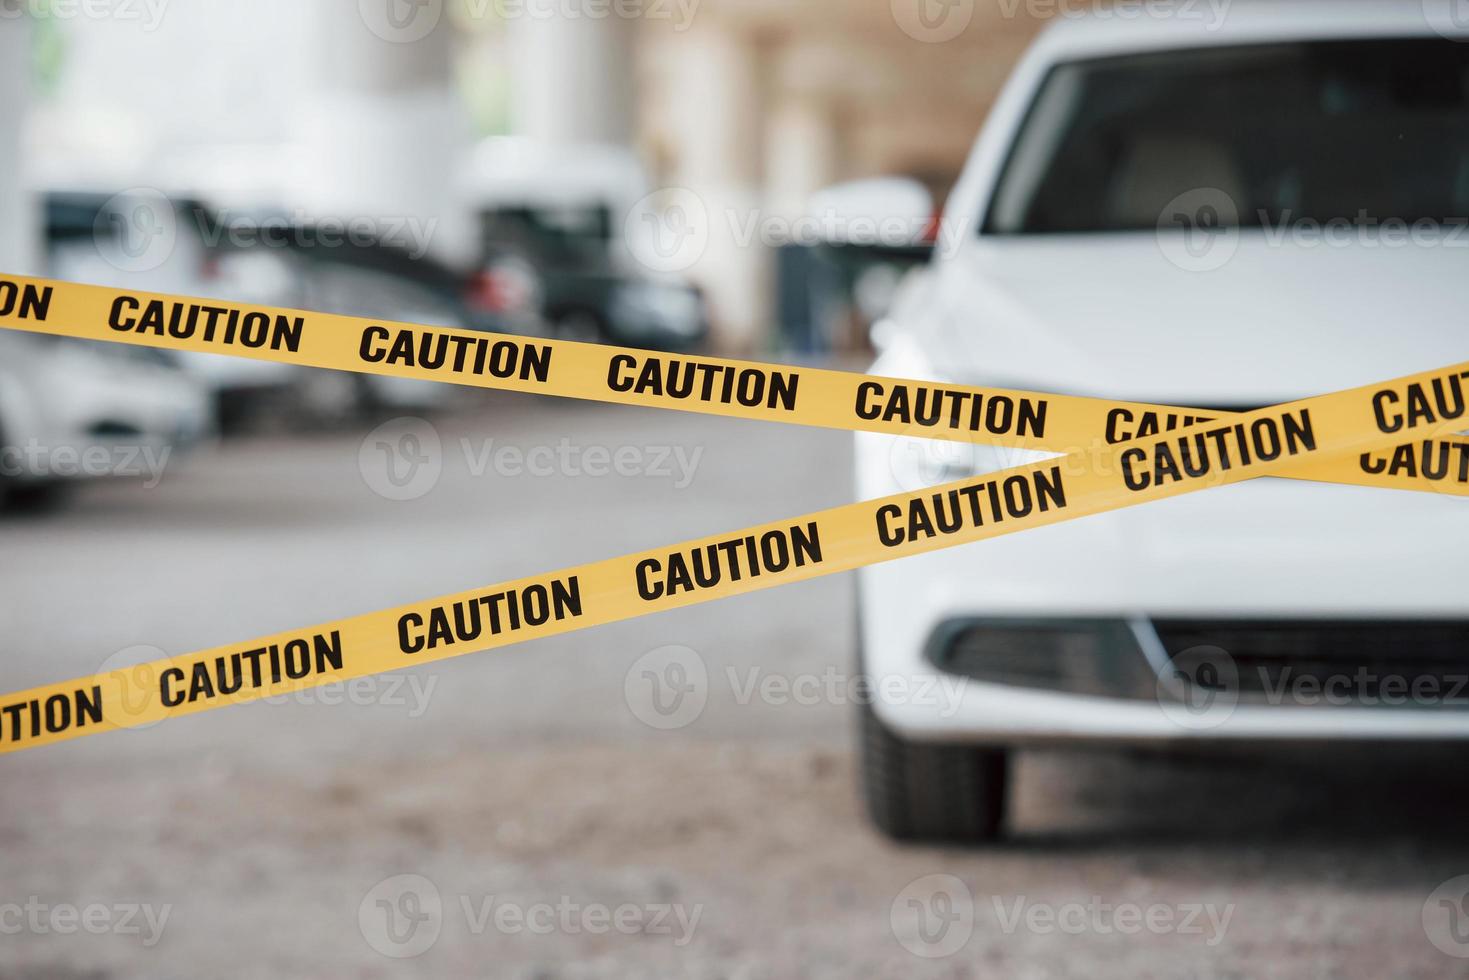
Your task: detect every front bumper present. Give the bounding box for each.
[856,452,1469,745]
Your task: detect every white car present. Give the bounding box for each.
[0,330,210,510]
[855,2,1469,840]
[46,192,466,427]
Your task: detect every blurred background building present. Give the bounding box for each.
[0,0,1045,353]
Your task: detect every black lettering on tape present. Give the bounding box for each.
[636,523,822,601]
[0,685,102,742]
[399,577,583,654]
[1123,411,1316,493]
[855,381,1048,438]
[875,466,1067,547]
[608,355,800,412]
[359,326,551,382]
[160,631,343,706]
[110,296,303,352]
[0,281,52,321]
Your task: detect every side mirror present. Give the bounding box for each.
[806,177,935,253]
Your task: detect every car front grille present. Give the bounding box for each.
[1154,620,1469,709]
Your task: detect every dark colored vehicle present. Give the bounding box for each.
[217,214,546,338]
[478,204,708,351]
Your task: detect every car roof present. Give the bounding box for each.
[1031,0,1466,62]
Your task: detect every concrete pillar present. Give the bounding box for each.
[508,3,637,146]
[0,13,37,275]
[296,3,472,261]
[654,26,768,352]
[765,96,839,218]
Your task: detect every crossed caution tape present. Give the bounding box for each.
[0,274,1465,752]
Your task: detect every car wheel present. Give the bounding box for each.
[859,693,1008,843]
[0,480,73,514]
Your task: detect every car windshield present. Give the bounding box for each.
[983,37,1469,234]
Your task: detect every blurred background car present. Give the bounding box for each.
[0,329,209,511]
[463,138,709,349]
[45,191,546,427]
[215,210,549,422]
[45,189,312,430]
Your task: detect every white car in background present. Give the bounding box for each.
[46,189,308,428]
[45,191,472,428]
[854,2,1469,840]
[0,330,210,510]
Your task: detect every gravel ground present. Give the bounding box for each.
[2,389,1468,979]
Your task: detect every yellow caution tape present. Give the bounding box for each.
[0,274,1465,495]
[0,277,1463,751]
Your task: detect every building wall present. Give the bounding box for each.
[636,0,1043,351]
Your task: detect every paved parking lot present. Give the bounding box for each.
[3,390,1469,978]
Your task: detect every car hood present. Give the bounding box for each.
[924,232,1468,406]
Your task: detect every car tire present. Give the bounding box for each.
[859,694,1008,843]
[0,480,73,514]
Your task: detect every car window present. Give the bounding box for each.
[984,37,1469,234]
